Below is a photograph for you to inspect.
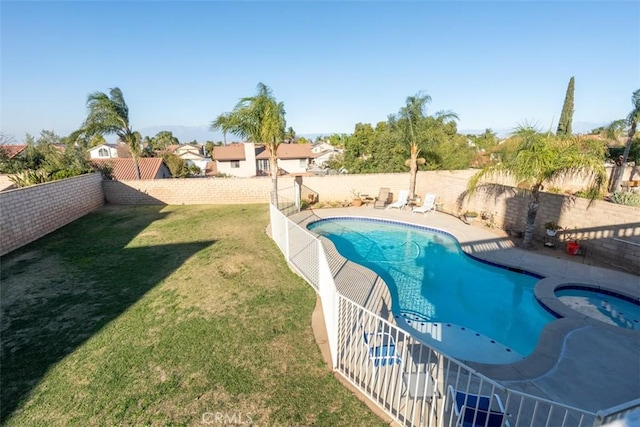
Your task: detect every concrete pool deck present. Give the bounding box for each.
[289,205,640,414]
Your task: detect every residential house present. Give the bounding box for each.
[92,158,171,180]
[255,143,314,176]
[88,144,119,159]
[212,143,256,177]
[0,145,28,159]
[172,144,210,175]
[310,141,341,169]
[210,142,315,177]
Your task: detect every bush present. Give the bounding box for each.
[609,191,640,207]
[544,221,562,230]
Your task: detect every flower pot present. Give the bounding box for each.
[546,229,558,237]
[566,241,580,255]
[351,199,363,207]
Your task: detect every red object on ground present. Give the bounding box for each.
[566,241,580,255]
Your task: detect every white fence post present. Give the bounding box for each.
[317,240,338,368]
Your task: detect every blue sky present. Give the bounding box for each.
[2,1,639,142]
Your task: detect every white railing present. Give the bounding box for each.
[269,202,606,427]
[593,399,640,426]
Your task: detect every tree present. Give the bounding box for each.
[150,131,179,151]
[163,153,190,178]
[557,76,575,137]
[612,88,640,191]
[284,126,296,143]
[73,87,141,179]
[391,92,431,198]
[210,112,236,144]
[211,83,286,200]
[468,126,606,248]
[0,130,93,184]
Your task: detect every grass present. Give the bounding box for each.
[1,204,386,426]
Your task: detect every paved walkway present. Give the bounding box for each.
[292,205,639,414]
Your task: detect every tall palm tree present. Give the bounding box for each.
[612,88,640,191]
[74,87,141,179]
[394,92,431,199]
[468,126,606,248]
[211,83,286,199]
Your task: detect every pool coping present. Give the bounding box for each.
[295,209,640,386]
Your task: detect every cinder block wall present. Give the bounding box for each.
[0,173,104,256]
[3,171,637,272]
[103,178,275,204]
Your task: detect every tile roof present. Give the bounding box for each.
[92,158,167,180]
[213,143,246,161]
[255,143,314,160]
[1,145,28,159]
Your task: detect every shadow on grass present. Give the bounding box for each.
[0,205,215,423]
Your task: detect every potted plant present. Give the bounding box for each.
[350,190,363,207]
[544,221,562,237]
[565,227,581,255]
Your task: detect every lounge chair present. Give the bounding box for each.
[387,190,409,210]
[412,193,437,215]
[363,330,402,368]
[448,386,510,427]
[373,187,391,209]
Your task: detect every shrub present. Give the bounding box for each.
[609,191,640,207]
[544,221,562,230]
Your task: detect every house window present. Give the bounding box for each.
[257,159,270,171]
[98,148,109,157]
[299,159,307,168]
[230,160,240,168]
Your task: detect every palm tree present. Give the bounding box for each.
[210,112,236,145]
[284,126,296,143]
[392,92,431,199]
[612,88,640,191]
[73,87,141,179]
[211,83,286,200]
[468,126,606,248]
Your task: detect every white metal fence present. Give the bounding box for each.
[269,201,636,427]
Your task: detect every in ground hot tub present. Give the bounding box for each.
[555,286,639,330]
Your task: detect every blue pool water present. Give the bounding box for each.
[308,218,556,363]
[556,288,639,331]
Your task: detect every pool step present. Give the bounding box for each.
[397,312,525,365]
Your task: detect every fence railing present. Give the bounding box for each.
[268,200,634,427]
[593,398,640,426]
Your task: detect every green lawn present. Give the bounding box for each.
[1,204,386,426]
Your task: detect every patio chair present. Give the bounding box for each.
[402,371,438,400]
[412,193,437,215]
[387,190,409,210]
[363,330,403,368]
[448,386,510,427]
[373,187,391,209]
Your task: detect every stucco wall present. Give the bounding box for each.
[0,173,104,256]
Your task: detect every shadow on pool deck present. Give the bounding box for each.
[291,206,640,414]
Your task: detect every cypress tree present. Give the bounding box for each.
[557,76,575,136]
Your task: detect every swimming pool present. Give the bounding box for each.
[555,287,639,330]
[308,217,556,364]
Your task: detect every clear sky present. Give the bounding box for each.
[1,1,639,142]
